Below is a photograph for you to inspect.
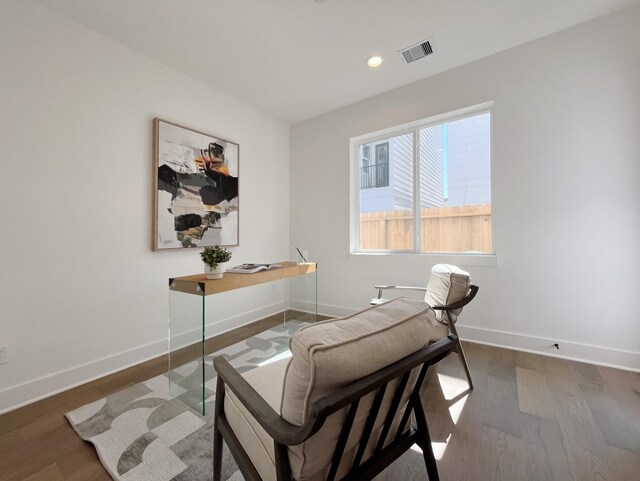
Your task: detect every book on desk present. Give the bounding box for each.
[228,263,283,274]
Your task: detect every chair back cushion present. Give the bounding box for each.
[424,264,471,322]
[281,297,434,480]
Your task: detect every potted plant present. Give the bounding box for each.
[200,245,232,279]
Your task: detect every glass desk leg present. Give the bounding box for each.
[168,281,206,415]
[168,265,317,416]
[288,267,318,324]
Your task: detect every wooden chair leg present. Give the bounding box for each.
[447,321,473,390]
[213,423,223,481]
[455,340,473,390]
[213,376,225,481]
[413,401,440,481]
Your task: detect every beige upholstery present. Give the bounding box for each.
[424,264,471,322]
[430,315,449,340]
[370,264,476,390]
[224,297,434,481]
[281,297,433,425]
[225,360,414,481]
[224,358,287,481]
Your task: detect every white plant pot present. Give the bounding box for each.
[204,262,228,279]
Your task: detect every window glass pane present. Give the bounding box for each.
[375,143,389,165]
[419,112,492,253]
[362,145,371,162]
[359,134,414,250]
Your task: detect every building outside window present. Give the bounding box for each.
[360,142,390,189]
[351,103,493,255]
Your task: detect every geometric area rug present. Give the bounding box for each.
[65,320,305,481]
[65,319,429,481]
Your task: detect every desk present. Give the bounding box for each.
[168,262,317,414]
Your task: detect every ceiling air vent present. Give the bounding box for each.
[399,38,435,64]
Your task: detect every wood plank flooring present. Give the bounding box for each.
[423,344,640,481]
[0,313,292,481]
[1,318,639,481]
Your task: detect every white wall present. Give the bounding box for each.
[291,7,640,370]
[0,0,290,412]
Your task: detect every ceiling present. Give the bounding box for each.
[34,0,640,124]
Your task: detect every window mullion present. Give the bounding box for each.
[413,129,421,253]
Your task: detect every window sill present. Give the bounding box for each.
[349,251,498,267]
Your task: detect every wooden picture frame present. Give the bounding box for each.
[153,118,239,250]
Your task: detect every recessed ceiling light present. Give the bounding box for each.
[366,55,384,68]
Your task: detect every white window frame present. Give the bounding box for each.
[349,101,497,267]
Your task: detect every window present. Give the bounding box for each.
[351,103,493,256]
[360,142,390,189]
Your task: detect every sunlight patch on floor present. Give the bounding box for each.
[410,444,423,454]
[437,372,468,400]
[410,433,452,460]
[436,372,469,424]
[257,350,292,366]
[409,373,470,461]
[448,393,468,424]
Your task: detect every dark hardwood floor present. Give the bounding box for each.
[0,313,291,481]
[1,316,638,481]
[422,343,640,481]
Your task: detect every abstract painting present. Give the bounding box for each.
[153,118,239,249]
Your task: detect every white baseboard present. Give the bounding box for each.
[314,301,357,318]
[4,301,638,414]
[0,338,167,415]
[288,299,341,317]
[315,301,640,372]
[0,301,286,415]
[206,301,287,338]
[457,324,640,373]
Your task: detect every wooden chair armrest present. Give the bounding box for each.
[213,356,328,445]
[430,284,479,311]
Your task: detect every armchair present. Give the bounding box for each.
[213,298,458,481]
[372,264,478,389]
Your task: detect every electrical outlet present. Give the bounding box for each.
[0,345,7,365]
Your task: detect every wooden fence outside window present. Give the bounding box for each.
[359,203,492,253]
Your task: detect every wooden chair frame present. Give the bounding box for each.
[213,336,458,481]
[373,284,479,389]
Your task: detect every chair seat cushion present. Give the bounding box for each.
[431,317,450,339]
[224,357,289,481]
